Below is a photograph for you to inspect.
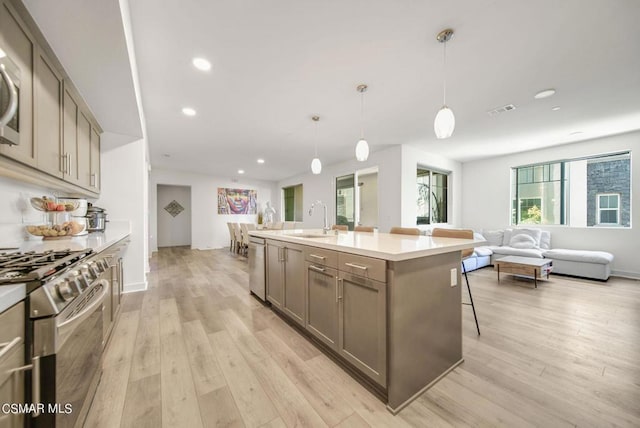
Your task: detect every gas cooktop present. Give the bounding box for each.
[0,249,93,285]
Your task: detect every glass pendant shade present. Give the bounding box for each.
[434,106,455,139]
[311,157,322,174]
[355,139,369,162]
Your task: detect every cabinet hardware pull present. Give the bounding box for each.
[338,278,343,301]
[67,153,71,175]
[335,276,339,303]
[344,262,368,271]
[61,153,67,173]
[309,254,326,260]
[11,355,41,416]
[309,265,325,273]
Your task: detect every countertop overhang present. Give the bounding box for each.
[249,229,485,261]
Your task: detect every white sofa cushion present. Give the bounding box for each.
[474,246,493,257]
[482,230,504,247]
[492,246,544,258]
[509,234,537,249]
[540,231,551,250]
[502,229,513,246]
[544,249,614,264]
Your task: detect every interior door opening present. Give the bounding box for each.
[157,184,192,248]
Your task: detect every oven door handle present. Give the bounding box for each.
[57,280,109,330]
[0,64,18,128]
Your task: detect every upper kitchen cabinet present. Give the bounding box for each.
[34,48,63,178]
[0,0,102,196]
[0,0,36,166]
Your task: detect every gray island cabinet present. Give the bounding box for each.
[254,229,483,413]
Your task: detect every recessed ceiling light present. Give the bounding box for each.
[551,106,561,111]
[237,169,245,174]
[534,89,556,99]
[192,57,211,71]
[569,131,583,136]
[257,159,265,164]
[182,107,196,116]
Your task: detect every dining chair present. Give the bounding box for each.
[389,227,421,236]
[240,223,251,256]
[226,222,236,252]
[332,224,348,231]
[432,228,480,335]
[354,225,374,232]
[232,223,242,254]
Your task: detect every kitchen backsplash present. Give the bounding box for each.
[0,175,64,246]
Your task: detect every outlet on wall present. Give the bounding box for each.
[450,268,457,287]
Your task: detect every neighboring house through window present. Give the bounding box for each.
[597,193,620,225]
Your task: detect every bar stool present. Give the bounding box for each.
[389,226,420,236]
[354,225,374,232]
[432,228,480,335]
[332,224,348,231]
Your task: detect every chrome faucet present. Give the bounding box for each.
[309,200,330,234]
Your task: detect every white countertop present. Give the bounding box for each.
[249,229,485,261]
[10,221,131,254]
[0,284,26,313]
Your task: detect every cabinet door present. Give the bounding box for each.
[0,1,36,165]
[77,112,91,188]
[283,245,305,327]
[306,262,338,350]
[62,86,79,183]
[89,126,100,190]
[266,241,284,309]
[338,272,387,387]
[35,49,63,177]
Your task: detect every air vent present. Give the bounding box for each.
[487,104,517,116]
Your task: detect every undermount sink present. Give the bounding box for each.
[291,233,329,239]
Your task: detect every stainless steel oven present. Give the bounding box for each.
[32,277,108,428]
[0,47,20,146]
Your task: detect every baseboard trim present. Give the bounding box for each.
[123,281,147,293]
[611,270,640,280]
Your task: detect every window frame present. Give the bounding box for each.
[596,193,620,225]
[416,166,449,225]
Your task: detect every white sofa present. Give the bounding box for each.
[463,228,614,281]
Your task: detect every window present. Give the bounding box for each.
[511,152,631,227]
[336,174,355,229]
[597,194,620,225]
[282,184,303,221]
[417,167,448,225]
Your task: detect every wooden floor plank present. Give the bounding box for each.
[198,386,245,428]
[181,319,226,396]
[121,374,162,428]
[159,298,203,428]
[209,330,279,427]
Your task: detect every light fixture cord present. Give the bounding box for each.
[360,91,365,139]
[314,119,319,157]
[443,39,447,105]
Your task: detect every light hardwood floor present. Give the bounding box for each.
[85,247,640,427]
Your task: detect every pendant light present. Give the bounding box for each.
[434,28,455,139]
[310,116,322,174]
[355,84,369,161]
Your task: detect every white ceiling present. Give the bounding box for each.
[24,0,640,182]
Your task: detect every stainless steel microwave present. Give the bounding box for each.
[0,47,20,146]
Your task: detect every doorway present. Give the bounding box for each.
[335,167,378,230]
[157,184,192,248]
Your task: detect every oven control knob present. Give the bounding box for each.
[56,280,76,301]
[80,264,94,280]
[87,261,100,276]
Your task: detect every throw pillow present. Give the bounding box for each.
[540,231,551,250]
[513,228,542,246]
[509,234,537,249]
[482,230,504,247]
[502,229,513,246]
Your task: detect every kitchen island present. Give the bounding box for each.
[249,229,484,413]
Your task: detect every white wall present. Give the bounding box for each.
[276,145,402,232]
[157,184,191,247]
[461,131,640,277]
[96,136,148,292]
[149,168,277,251]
